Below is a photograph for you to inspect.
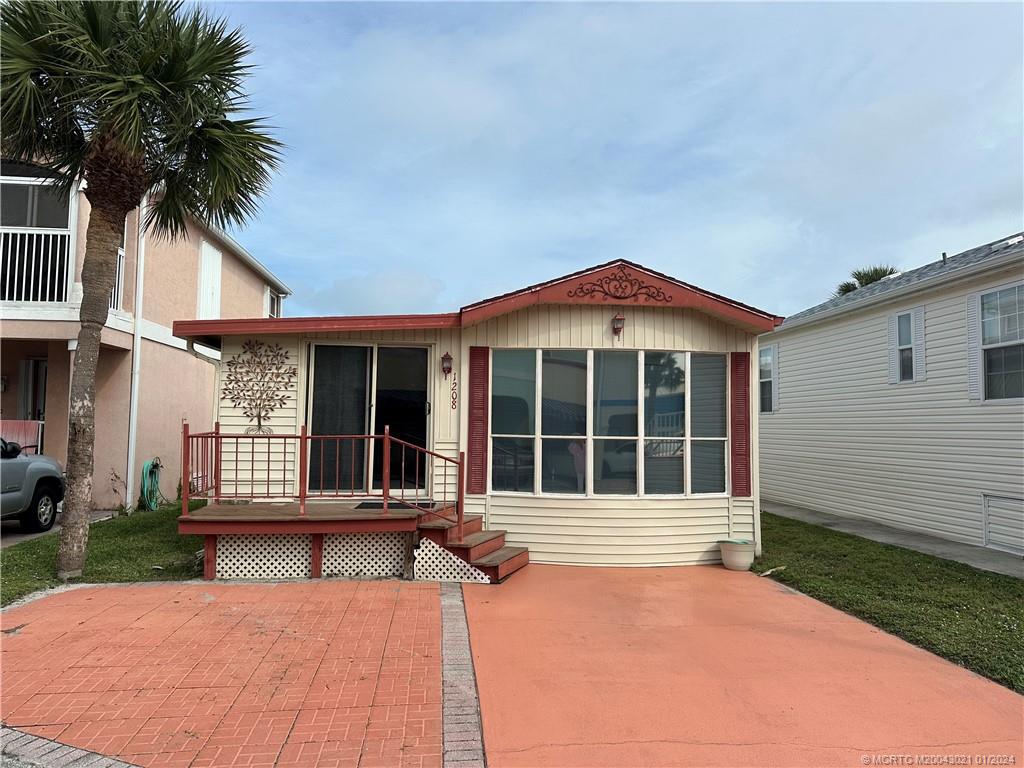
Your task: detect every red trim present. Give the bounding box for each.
[178,518,418,535]
[730,352,752,498]
[460,260,784,332]
[311,533,323,578]
[173,313,461,346]
[173,260,783,347]
[203,535,217,580]
[466,347,489,495]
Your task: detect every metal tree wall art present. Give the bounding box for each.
[221,340,298,434]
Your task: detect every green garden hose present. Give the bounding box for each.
[139,457,171,511]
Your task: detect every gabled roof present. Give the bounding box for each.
[459,259,782,332]
[173,259,782,347]
[774,233,1024,333]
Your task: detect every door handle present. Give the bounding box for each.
[425,402,431,416]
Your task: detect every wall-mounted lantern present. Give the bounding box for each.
[441,351,454,379]
[611,313,626,337]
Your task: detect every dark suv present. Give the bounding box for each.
[1,438,65,532]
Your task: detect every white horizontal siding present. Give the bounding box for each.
[761,265,1024,548]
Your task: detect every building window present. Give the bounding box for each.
[491,350,536,492]
[896,312,914,381]
[269,292,283,318]
[490,349,728,497]
[758,346,775,413]
[0,181,70,229]
[981,285,1023,400]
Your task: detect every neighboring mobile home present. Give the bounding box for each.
[759,233,1024,556]
[172,261,782,582]
[0,160,290,510]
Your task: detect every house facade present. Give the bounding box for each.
[172,261,781,581]
[0,160,290,510]
[759,233,1024,556]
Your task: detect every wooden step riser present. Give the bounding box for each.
[479,550,530,583]
[446,533,506,562]
[417,518,483,546]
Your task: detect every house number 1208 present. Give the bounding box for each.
[450,372,458,410]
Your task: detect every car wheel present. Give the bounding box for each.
[21,486,58,533]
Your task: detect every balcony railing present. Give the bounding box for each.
[1,228,72,303]
[181,423,466,540]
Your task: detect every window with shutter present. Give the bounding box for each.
[730,352,751,497]
[466,346,490,494]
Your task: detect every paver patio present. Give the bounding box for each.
[0,581,442,768]
[463,565,1024,768]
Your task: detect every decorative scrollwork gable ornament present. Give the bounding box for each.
[220,339,298,434]
[567,267,672,303]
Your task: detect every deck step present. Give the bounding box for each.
[445,529,506,561]
[472,546,529,583]
[416,514,483,545]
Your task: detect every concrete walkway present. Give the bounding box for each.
[763,500,1023,579]
[464,565,1023,767]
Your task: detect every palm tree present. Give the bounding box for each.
[834,265,899,297]
[2,1,281,579]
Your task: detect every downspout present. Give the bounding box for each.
[125,196,148,512]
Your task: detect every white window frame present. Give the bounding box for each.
[197,240,222,320]
[888,307,926,385]
[758,344,777,414]
[977,281,1024,403]
[488,347,730,499]
[895,311,914,382]
[269,292,283,318]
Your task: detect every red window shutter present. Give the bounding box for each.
[730,352,752,497]
[466,346,490,495]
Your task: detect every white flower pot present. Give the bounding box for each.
[719,539,755,571]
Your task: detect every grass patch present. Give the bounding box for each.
[753,512,1024,693]
[1,503,202,606]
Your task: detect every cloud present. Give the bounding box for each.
[216,2,1023,318]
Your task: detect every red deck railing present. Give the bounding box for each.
[181,423,465,540]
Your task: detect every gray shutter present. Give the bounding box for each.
[771,344,780,412]
[886,314,898,384]
[912,306,926,382]
[966,293,982,400]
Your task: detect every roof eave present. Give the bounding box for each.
[765,249,1024,335]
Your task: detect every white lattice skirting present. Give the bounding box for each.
[323,532,408,578]
[216,533,313,579]
[414,538,490,584]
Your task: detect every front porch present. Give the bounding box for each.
[179,425,529,583]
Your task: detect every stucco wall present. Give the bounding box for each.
[133,340,217,505]
[91,347,132,509]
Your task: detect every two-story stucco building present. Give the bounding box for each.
[0,160,290,510]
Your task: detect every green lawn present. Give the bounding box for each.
[1,503,202,606]
[754,512,1024,693]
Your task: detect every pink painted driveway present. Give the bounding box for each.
[464,565,1023,767]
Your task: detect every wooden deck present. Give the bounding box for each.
[179,500,422,534]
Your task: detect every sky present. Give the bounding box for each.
[211,1,1023,318]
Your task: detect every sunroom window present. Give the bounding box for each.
[0,182,70,229]
[490,349,728,497]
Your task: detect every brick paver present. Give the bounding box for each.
[1,581,443,768]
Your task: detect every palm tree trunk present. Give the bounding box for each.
[56,201,125,580]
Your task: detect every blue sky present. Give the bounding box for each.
[213,2,1023,318]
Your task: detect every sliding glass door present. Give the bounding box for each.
[308,344,429,494]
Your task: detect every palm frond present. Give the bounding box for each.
[834,280,859,297]
[851,265,898,288]
[1,0,282,231]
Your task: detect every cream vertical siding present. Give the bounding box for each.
[462,303,759,566]
[760,265,1024,550]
